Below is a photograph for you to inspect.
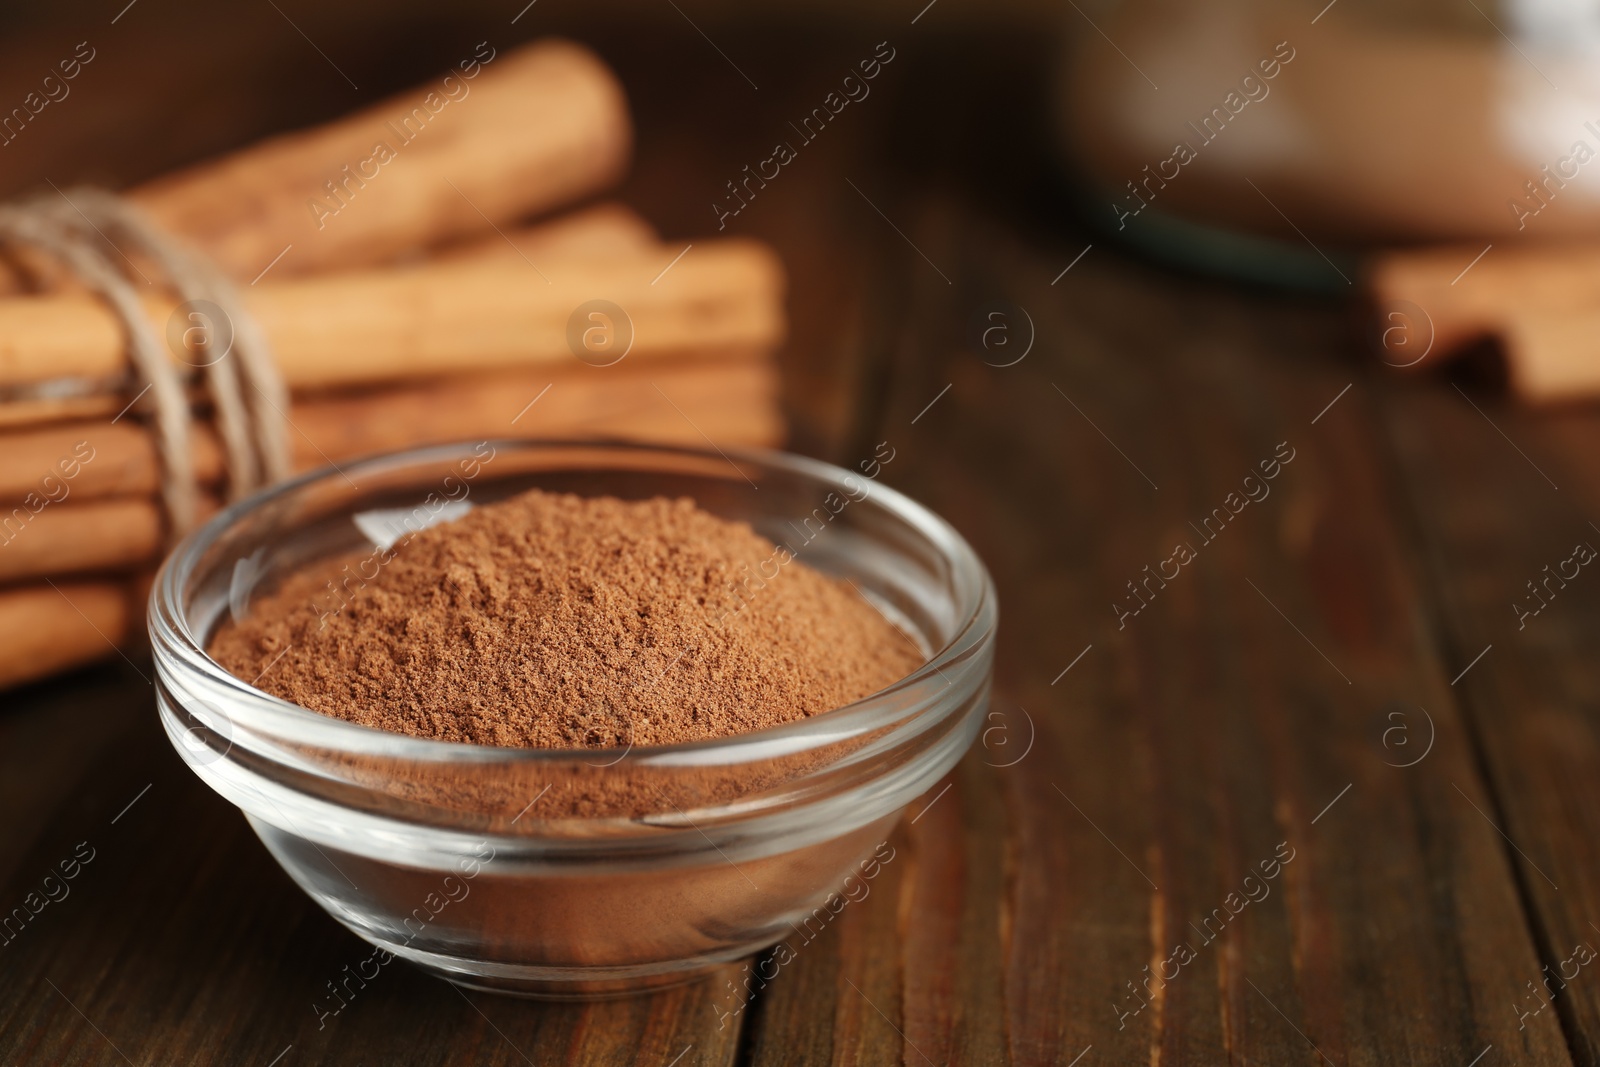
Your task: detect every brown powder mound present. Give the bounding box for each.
[208,489,924,748]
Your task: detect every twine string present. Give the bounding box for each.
[0,188,291,540]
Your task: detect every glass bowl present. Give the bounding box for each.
[149,439,996,998]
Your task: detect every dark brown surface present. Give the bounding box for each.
[4,8,1600,1066]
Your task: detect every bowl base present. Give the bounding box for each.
[378,934,759,1000]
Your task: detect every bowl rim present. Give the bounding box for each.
[151,437,997,767]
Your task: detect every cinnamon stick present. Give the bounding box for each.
[128,40,632,279]
[287,355,781,457]
[1498,311,1600,402]
[1366,244,1600,352]
[0,205,660,429]
[0,394,122,428]
[0,237,783,390]
[435,203,657,264]
[0,357,781,582]
[0,499,166,585]
[0,580,138,690]
[0,421,217,502]
[1368,244,1600,402]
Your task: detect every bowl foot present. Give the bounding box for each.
[377,936,756,1000]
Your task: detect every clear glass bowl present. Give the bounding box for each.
[150,440,996,997]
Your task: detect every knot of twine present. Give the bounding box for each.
[0,187,290,539]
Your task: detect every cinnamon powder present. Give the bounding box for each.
[208,489,923,748]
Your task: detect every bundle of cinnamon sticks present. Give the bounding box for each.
[0,39,787,690]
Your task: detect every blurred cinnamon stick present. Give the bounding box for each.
[436,202,657,264]
[1499,311,1600,402]
[0,394,121,428]
[0,580,139,690]
[0,236,782,390]
[1368,244,1600,402]
[0,500,168,585]
[0,204,661,429]
[128,40,632,280]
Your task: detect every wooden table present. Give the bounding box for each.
[3,11,1600,1066]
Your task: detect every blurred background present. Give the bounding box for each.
[5,0,1594,455]
[0,0,1072,457]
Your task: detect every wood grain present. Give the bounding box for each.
[1380,385,1600,1063]
[733,205,1574,1065]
